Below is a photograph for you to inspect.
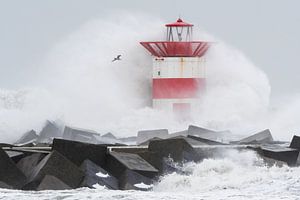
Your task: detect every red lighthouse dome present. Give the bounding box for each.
[141,18,209,57]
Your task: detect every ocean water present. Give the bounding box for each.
[0,14,300,199]
[1,150,299,200]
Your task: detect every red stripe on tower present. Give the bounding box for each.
[153,78,205,99]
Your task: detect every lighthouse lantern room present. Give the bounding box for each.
[140,18,210,114]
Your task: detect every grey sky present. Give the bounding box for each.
[0,0,299,97]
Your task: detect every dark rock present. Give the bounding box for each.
[169,135,208,146]
[110,147,148,154]
[0,181,13,189]
[259,155,286,167]
[26,151,84,189]
[52,138,107,167]
[137,151,164,173]
[17,153,46,178]
[35,143,52,147]
[80,160,118,189]
[257,145,299,166]
[63,126,100,144]
[138,137,162,146]
[0,148,26,189]
[148,138,201,163]
[105,151,158,179]
[116,152,181,176]
[238,129,273,144]
[15,130,38,145]
[290,135,300,150]
[0,143,14,148]
[37,175,71,190]
[6,151,26,163]
[119,169,153,191]
[137,129,168,145]
[187,135,226,145]
[38,120,63,143]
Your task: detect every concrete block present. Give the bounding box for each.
[38,120,63,143]
[93,135,123,145]
[119,136,137,145]
[138,137,162,146]
[106,151,158,179]
[168,130,188,138]
[239,129,274,144]
[0,181,13,189]
[0,143,14,148]
[169,135,208,146]
[119,169,153,191]
[15,130,38,145]
[110,147,148,154]
[80,160,118,189]
[63,126,100,144]
[52,138,107,167]
[6,151,26,163]
[0,148,26,189]
[188,125,216,135]
[137,151,163,173]
[102,132,117,139]
[258,145,299,166]
[148,138,201,163]
[17,153,46,178]
[187,125,222,141]
[187,125,236,142]
[290,135,300,150]
[27,151,84,189]
[187,135,226,145]
[37,175,71,190]
[137,129,169,145]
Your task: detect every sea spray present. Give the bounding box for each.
[0,14,297,142]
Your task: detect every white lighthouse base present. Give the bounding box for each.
[153,98,200,114]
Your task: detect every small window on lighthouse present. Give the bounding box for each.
[158,71,161,76]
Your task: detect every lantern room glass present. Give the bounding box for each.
[166,26,193,42]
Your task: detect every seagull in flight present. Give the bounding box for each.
[112,55,121,62]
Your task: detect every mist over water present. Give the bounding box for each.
[0,14,299,142]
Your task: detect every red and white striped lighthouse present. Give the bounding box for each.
[140,18,209,114]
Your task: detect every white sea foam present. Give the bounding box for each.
[134,182,153,189]
[96,171,109,178]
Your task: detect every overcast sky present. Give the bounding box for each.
[0,0,299,97]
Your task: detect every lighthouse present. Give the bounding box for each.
[140,18,209,114]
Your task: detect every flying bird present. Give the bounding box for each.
[112,55,121,62]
